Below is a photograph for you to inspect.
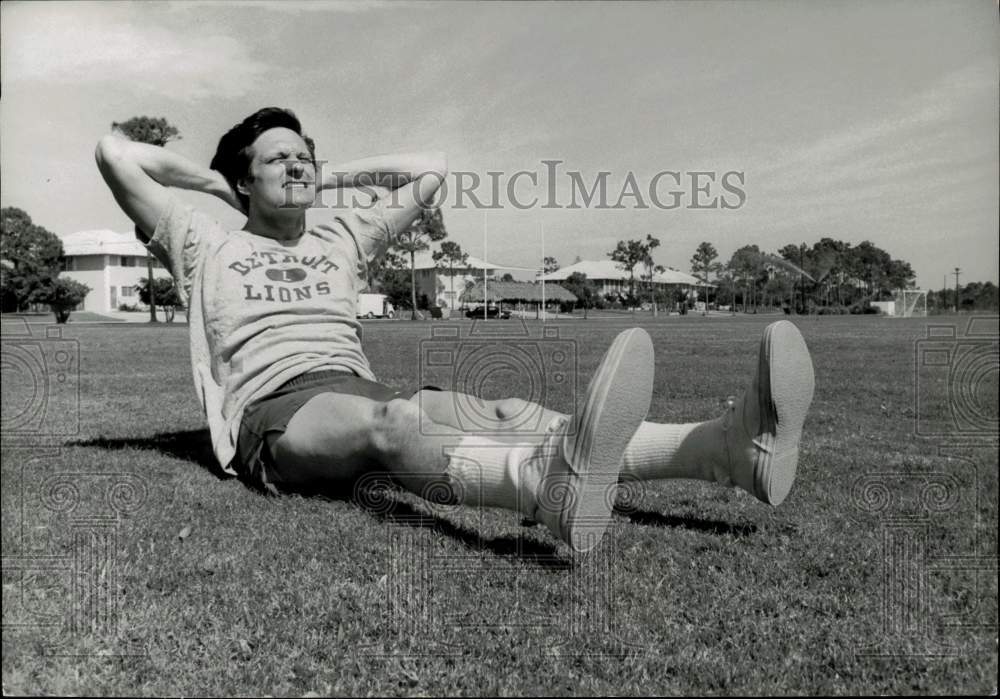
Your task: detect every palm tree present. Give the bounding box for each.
[393,208,447,319]
[432,240,469,313]
[690,241,721,313]
[727,245,762,313]
[609,234,659,310]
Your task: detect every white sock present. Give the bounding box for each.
[445,436,543,514]
[621,420,726,483]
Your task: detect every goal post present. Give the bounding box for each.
[896,289,927,317]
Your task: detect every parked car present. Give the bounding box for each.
[465,304,511,319]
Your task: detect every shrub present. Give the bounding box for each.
[36,277,90,324]
[136,276,183,308]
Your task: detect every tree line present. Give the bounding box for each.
[689,238,996,314]
[926,282,999,313]
[536,236,998,316]
[703,239,920,314]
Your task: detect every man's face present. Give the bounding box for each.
[240,127,317,211]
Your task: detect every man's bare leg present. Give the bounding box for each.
[414,320,815,506]
[408,391,566,444]
[269,328,656,551]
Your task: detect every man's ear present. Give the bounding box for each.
[236,176,251,197]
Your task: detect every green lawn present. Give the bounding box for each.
[2,314,997,695]
[2,310,128,323]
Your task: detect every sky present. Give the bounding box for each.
[2,0,997,288]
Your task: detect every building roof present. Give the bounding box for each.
[61,229,148,257]
[537,259,711,286]
[656,267,714,286]
[460,280,578,304]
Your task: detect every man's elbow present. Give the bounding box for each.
[414,151,447,180]
[94,134,124,172]
[417,152,447,196]
[429,151,448,178]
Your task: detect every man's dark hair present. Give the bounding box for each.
[210,107,316,212]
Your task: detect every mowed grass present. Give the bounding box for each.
[2,313,997,695]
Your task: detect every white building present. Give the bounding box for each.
[59,230,172,313]
[408,251,501,310]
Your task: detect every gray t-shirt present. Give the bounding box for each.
[147,195,396,473]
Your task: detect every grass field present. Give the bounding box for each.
[2,313,997,695]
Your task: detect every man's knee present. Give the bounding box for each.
[369,398,422,459]
[495,397,528,421]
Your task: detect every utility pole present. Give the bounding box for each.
[540,224,546,322]
[799,243,806,314]
[953,267,961,313]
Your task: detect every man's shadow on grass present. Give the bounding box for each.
[69,429,571,567]
[71,430,757,556]
[338,481,574,570]
[612,507,757,538]
[612,478,759,537]
[70,429,223,474]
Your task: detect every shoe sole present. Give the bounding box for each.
[561,328,654,552]
[754,321,815,505]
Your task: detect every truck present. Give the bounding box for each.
[357,293,395,319]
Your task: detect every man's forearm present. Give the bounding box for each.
[320,152,447,192]
[96,134,239,208]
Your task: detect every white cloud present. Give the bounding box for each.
[1,4,270,100]
[758,61,996,181]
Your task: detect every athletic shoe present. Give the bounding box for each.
[530,328,654,552]
[723,320,815,506]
